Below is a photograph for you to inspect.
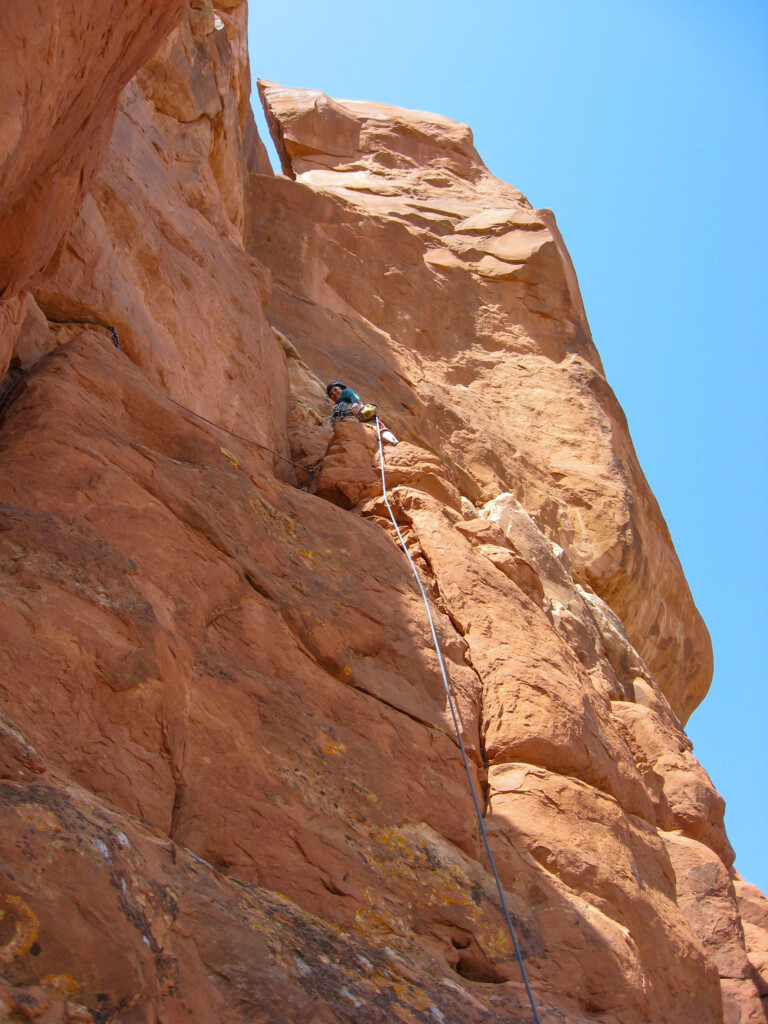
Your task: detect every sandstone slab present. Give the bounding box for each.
[250,82,712,723]
[0,14,761,1024]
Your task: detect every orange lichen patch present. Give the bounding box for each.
[318,733,347,757]
[247,494,298,538]
[0,895,39,963]
[18,804,61,833]
[219,446,240,467]
[355,908,392,934]
[368,827,512,958]
[298,548,322,561]
[41,974,81,997]
[376,977,434,1019]
[338,948,438,1024]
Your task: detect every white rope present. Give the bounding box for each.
[374,418,542,1024]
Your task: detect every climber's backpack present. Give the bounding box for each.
[357,403,378,422]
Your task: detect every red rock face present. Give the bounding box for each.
[250,81,712,725]
[0,7,765,1024]
[0,0,187,304]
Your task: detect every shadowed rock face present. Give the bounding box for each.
[0,7,766,1024]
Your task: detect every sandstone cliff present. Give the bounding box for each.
[0,3,766,1023]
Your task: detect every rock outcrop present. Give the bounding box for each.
[0,5,765,1023]
[251,81,712,724]
[0,0,188,374]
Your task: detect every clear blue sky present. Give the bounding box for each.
[247,0,768,893]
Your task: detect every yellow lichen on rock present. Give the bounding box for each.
[0,895,39,963]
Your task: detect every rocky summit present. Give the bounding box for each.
[0,4,766,1023]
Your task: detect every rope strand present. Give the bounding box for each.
[163,395,320,487]
[374,417,542,1024]
[1,334,319,489]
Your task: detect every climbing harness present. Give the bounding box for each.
[374,416,542,1024]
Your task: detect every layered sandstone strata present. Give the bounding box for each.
[251,81,712,724]
[0,4,765,1023]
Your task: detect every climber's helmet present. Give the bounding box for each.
[326,380,345,401]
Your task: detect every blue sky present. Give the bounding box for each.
[247,0,768,893]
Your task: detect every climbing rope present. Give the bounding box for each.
[98,328,320,487]
[2,327,318,489]
[374,417,542,1024]
[5,322,539,1013]
[163,395,320,489]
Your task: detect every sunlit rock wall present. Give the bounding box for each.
[0,5,765,1023]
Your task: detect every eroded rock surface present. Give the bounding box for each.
[250,81,712,723]
[0,7,765,1024]
[0,0,187,379]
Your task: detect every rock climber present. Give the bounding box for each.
[326,380,399,445]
